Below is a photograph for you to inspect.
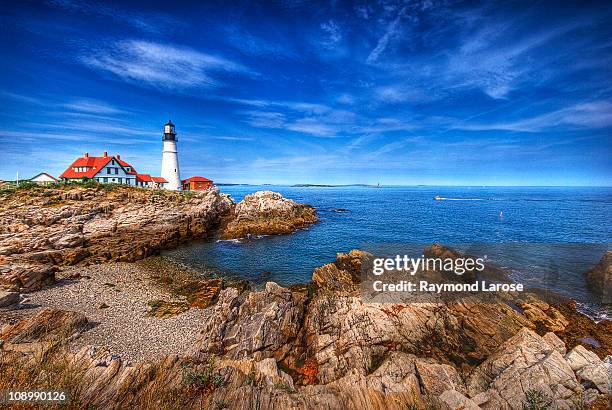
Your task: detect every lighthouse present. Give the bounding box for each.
[160,120,181,190]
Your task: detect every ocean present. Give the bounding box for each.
[162,185,611,320]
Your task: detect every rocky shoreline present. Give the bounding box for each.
[0,185,610,409]
[0,185,316,293]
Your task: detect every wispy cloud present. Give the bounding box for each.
[48,0,182,34]
[62,98,127,115]
[366,5,407,64]
[320,20,342,49]
[454,101,612,132]
[224,26,295,58]
[81,40,252,90]
[211,136,254,141]
[244,111,287,129]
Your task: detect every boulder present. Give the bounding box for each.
[304,291,532,385]
[253,358,295,389]
[0,308,89,344]
[312,250,371,292]
[439,390,480,410]
[542,331,567,355]
[0,289,19,308]
[221,191,317,239]
[583,251,611,301]
[415,359,467,396]
[191,282,307,361]
[565,345,611,393]
[467,328,583,409]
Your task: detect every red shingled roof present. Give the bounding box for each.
[60,153,137,179]
[151,176,168,183]
[117,158,137,174]
[182,176,212,183]
[136,173,152,182]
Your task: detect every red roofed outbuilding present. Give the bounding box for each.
[182,176,214,191]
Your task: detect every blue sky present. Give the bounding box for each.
[0,0,611,185]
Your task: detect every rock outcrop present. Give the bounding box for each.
[467,328,583,408]
[311,249,369,292]
[0,186,317,292]
[0,290,19,308]
[0,308,89,344]
[2,237,611,408]
[220,191,317,239]
[0,186,233,291]
[191,282,307,361]
[584,251,611,301]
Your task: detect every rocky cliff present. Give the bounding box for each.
[0,186,316,292]
[1,249,610,409]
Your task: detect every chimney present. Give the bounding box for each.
[84,152,89,158]
[103,151,108,157]
[116,154,121,159]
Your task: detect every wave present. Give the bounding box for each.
[434,196,489,201]
[216,234,269,244]
[216,238,243,244]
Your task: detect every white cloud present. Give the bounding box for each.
[63,98,126,114]
[454,101,612,132]
[244,111,287,128]
[48,0,182,34]
[336,94,354,104]
[286,118,336,136]
[320,20,342,49]
[81,40,251,90]
[366,6,407,64]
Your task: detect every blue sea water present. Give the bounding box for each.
[163,186,611,320]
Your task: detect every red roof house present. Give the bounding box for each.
[60,152,167,188]
[182,176,214,191]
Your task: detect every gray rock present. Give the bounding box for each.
[439,389,480,410]
[542,331,566,355]
[254,358,294,389]
[415,359,467,396]
[583,251,611,302]
[191,282,306,361]
[468,327,583,409]
[565,345,600,371]
[565,345,611,394]
[0,290,19,308]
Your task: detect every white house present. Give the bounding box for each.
[29,172,58,185]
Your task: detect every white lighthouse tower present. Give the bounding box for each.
[161,120,181,190]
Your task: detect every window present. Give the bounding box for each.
[107,168,111,174]
[114,168,118,174]
[103,177,107,183]
[118,178,122,184]
[111,160,115,165]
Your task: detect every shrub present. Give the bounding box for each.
[182,356,224,391]
[523,389,552,410]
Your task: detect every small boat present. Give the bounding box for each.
[433,195,442,200]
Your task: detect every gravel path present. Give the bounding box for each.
[7,262,210,362]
